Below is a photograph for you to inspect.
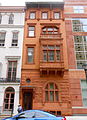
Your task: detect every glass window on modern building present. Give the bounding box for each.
[74,35,87,69]
[0,13,2,24]
[72,19,87,32]
[0,31,6,46]
[28,26,35,37]
[27,47,34,63]
[81,80,87,106]
[4,87,15,111]
[7,61,17,81]
[30,12,36,19]
[45,82,59,102]
[8,14,14,24]
[42,45,60,62]
[11,32,18,46]
[73,6,84,13]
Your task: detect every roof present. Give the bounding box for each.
[25,2,64,9]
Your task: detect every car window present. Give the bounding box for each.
[35,112,48,118]
[19,112,35,118]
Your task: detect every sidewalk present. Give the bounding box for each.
[66,116,87,120]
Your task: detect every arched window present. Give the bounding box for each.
[0,13,2,24]
[45,82,59,102]
[4,87,15,110]
[8,14,14,24]
[42,27,58,35]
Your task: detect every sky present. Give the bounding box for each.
[0,0,63,6]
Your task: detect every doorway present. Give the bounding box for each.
[23,90,33,110]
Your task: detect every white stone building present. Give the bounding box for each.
[0,6,25,116]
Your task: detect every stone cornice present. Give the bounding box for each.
[0,25,24,28]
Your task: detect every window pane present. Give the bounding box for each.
[43,51,47,61]
[28,27,35,37]
[54,12,60,19]
[28,48,34,63]
[50,91,54,101]
[42,12,48,19]
[55,91,58,101]
[50,83,54,89]
[30,12,35,19]
[48,51,54,61]
[56,51,60,60]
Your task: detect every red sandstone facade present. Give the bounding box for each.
[21,0,87,116]
[21,2,72,116]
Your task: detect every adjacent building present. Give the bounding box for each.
[0,6,25,116]
[64,0,87,115]
[21,2,72,116]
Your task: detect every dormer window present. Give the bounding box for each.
[30,12,36,19]
[54,12,60,19]
[42,12,48,19]
[42,27,58,34]
[8,14,14,24]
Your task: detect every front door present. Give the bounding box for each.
[23,90,33,110]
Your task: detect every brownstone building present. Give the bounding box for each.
[21,2,72,116]
[64,0,87,116]
[21,0,87,116]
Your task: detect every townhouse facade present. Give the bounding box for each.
[0,6,25,116]
[20,2,72,116]
[64,0,87,115]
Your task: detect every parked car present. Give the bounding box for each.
[2,110,66,120]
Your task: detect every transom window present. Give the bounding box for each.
[42,12,48,19]
[0,32,6,46]
[8,14,14,24]
[11,32,18,46]
[27,47,34,63]
[0,13,2,24]
[4,87,15,110]
[74,35,87,69]
[42,45,60,62]
[42,27,58,34]
[7,61,17,81]
[30,12,36,19]
[73,6,84,13]
[45,82,59,102]
[54,12,60,19]
[72,19,87,32]
[28,26,35,37]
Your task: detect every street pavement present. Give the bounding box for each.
[66,116,87,120]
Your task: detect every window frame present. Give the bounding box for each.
[8,14,14,24]
[73,6,84,13]
[42,45,61,62]
[11,32,19,47]
[54,12,60,19]
[41,12,48,19]
[45,82,59,102]
[0,31,6,46]
[29,12,36,19]
[28,26,35,37]
[7,61,17,81]
[27,46,35,64]
[4,87,15,111]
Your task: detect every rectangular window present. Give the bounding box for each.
[30,12,35,19]
[42,12,48,19]
[11,32,18,46]
[28,26,35,37]
[0,32,6,46]
[7,61,17,81]
[54,12,60,19]
[43,45,60,62]
[81,80,87,106]
[72,19,87,32]
[73,6,84,13]
[28,47,34,63]
[74,35,87,69]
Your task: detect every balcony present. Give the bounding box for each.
[0,78,20,83]
[40,34,62,40]
[40,61,64,76]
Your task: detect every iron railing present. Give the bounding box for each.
[0,78,20,82]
